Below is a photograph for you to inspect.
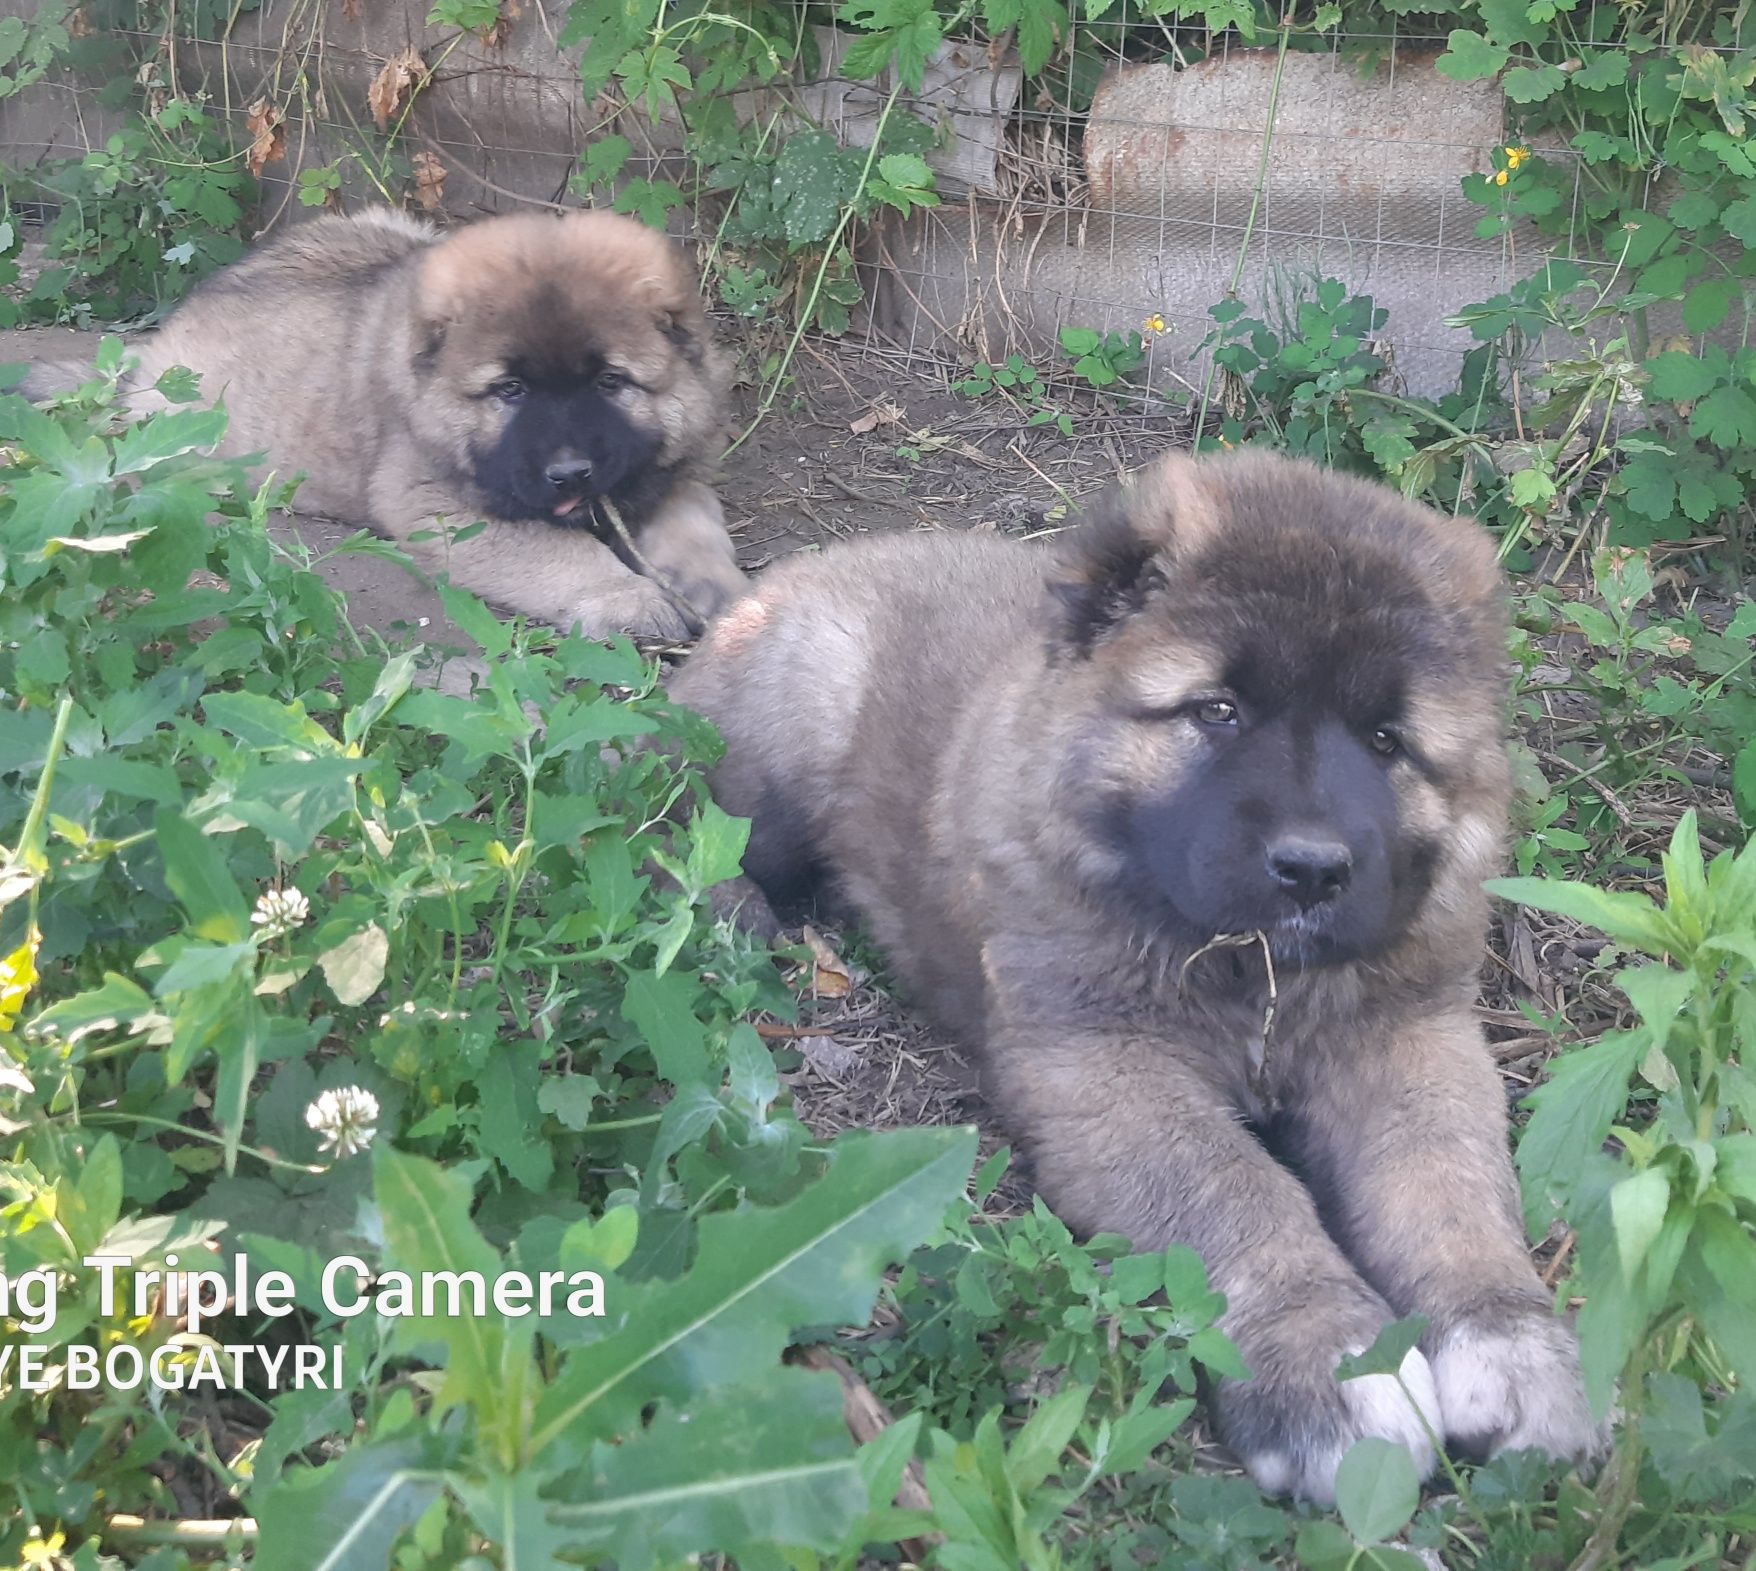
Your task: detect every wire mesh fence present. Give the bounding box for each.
[0,4,1716,409]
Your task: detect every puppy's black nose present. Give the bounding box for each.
[545,458,595,491]
[1266,837,1352,907]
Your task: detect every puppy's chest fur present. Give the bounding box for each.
[974,917,1373,1117]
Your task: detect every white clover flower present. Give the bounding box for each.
[251,886,310,940]
[304,1086,380,1159]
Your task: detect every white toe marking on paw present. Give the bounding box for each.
[1432,1321,1604,1462]
[1241,1348,1441,1505]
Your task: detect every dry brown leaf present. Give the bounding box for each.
[244,98,285,178]
[341,0,362,19]
[411,150,447,212]
[367,46,427,131]
[68,6,93,37]
[849,399,903,434]
[802,924,854,999]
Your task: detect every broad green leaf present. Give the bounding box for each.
[154,807,251,943]
[544,1369,866,1569]
[1007,1384,1089,1494]
[28,972,153,1044]
[1609,1165,1672,1280]
[253,1435,449,1571]
[201,689,336,753]
[342,650,418,747]
[1734,739,1756,830]
[1503,63,1564,102]
[857,1408,925,1509]
[1333,1436,1420,1543]
[108,406,228,475]
[56,1134,123,1259]
[621,967,711,1086]
[453,1470,585,1571]
[373,1147,537,1433]
[529,1125,977,1454]
[1516,1031,1647,1233]
[438,580,514,657]
[1486,875,1676,956]
[477,1045,557,1191]
[319,924,388,1008]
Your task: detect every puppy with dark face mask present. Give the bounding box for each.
[25,208,746,640]
[669,449,1606,1502]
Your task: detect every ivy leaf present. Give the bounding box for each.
[1476,0,1543,44]
[617,44,691,123]
[1682,277,1738,333]
[1720,196,1756,246]
[1615,452,1671,526]
[1643,350,1722,402]
[867,152,941,217]
[1573,50,1629,91]
[1435,31,1509,81]
[1503,63,1565,103]
[580,133,632,190]
[612,178,684,229]
[1690,385,1756,449]
[838,0,944,91]
[982,0,1065,73]
[772,131,860,246]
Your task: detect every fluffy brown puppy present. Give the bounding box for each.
[32,207,746,639]
[669,449,1604,1502]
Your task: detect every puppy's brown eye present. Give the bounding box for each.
[1371,727,1401,757]
[1195,699,1239,728]
[490,378,526,404]
[596,369,629,394]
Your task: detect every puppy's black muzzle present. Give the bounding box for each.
[545,457,597,498]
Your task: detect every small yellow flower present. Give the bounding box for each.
[1142,312,1167,337]
[20,1530,67,1568]
[1493,169,1509,186]
[1503,145,1530,169]
[0,928,41,1035]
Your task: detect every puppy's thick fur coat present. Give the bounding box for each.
[671,450,1603,1500]
[33,208,746,639]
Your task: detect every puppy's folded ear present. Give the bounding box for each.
[1047,451,1220,654]
[411,241,469,364]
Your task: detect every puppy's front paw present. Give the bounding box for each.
[1220,1336,1441,1505]
[1431,1312,1607,1466]
[707,874,783,941]
[566,580,697,644]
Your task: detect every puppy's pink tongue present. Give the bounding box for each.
[554,499,581,518]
